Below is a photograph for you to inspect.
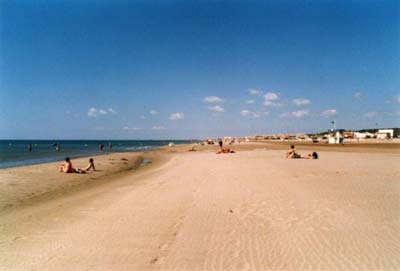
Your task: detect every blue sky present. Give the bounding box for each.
[0,0,399,139]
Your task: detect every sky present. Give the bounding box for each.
[0,0,399,139]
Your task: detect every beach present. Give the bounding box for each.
[1,143,399,270]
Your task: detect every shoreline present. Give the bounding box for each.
[1,140,399,170]
[0,150,172,213]
[0,140,191,170]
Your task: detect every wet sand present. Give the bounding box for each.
[0,143,399,270]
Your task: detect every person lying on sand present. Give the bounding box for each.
[286,145,318,159]
[217,148,235,154]
[294,152,319,159]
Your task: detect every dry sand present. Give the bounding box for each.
[0,143,399,270]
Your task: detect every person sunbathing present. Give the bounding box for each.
[286,146,318,159]
[59,157,94,173]
[59,157,76,173]
[294,152,319,159]
[286,145,300,158]
[82,158,96,171]
[217,148,235,154]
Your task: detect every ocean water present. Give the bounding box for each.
[0,140,194,169]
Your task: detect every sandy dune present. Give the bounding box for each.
[1,148,399,270]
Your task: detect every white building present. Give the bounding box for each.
[377,129,394,139]
[354,132,374,139]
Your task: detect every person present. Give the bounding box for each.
[99,144,104,152]
[286,145,300,158]
[82,158,96,171]
[28,144,32,152]
[296,152,319,159]
[59,157,75,173]
[108,142,113,151]
[218,139,223,149]
[55,143,61,152]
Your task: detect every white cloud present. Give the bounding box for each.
[292,98,311,106]
[248,88,262,96]
[88,108,99,117]
[152,126,167,130]
[98,109,108,115]
[280,110,309,118]
[353,92,362,99]
[246,99,255,104]
[208,105,225,113]
[263,92,282,107]
[240,110,261,118]
[169,112,185,120]
[240,110,250,116]
[149,110,159,115]
[264,92,279,101]
[203,96,224,103]
[321,109,337,117]
[122,126,143,131]
[292,110,309,118]
[88,107,117,117]
[263,100,282,107]
[280,112,290,118]
[386,96,400,104]
[363,112,378,118]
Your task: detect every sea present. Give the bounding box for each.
[0,140,195,169]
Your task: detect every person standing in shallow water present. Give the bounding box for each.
[108,143,112,151]
[28,144,32,152]
[56,144,61,152]
[99,144,104,152]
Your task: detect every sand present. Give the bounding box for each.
[0,143,399,270]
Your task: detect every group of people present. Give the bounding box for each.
[60,144,317,174]
[286,145,319,159]
[28,143,113,152]
[59,157,96,174]
[217,139,235,154]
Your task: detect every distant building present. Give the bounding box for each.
[377,129,394,139]
[343,131,354,138]
[354,132,374,139]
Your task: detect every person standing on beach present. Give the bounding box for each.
[28,144,32,152]
[109,143,112,151]
[99,144,104,152]
[218,139,223,149]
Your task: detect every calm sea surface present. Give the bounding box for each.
[0,140,194,169]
